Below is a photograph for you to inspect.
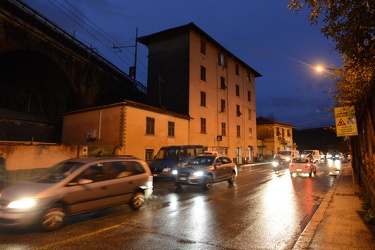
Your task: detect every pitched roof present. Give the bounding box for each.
[256,116,294,128]
[138,22,262,78]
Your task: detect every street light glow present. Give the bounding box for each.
[316,65,324,72]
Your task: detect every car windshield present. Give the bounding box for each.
[292,158,308,163]
[302,150,313,155]
[278,151,291,156]
[32,161,85,183]
[154,147,180,160]
[188,156,215,166]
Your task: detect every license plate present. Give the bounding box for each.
[153,174,158,177]
[179,177,187,181]
[296,169,302,172]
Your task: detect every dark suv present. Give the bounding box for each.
[174,155,237,190]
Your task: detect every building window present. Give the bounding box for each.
[218,52,226,67]
[276,127,281,136]
[248,108,251,120]
[282,128,285,137]
[200,66,206,81]
[248,90,251,101]
[287,129,291,137]
[145,149,154,162]
[146,117,155,135]
[236,84,240,96]
[246,72,251,82]
[201,118,206,133]
[220,99,226,112]
[249,127,253,139]
[235,64,239,75]
[200,91,206,107]
[168,121,175,137]
[237,125,241,137]
[236,105,242,116]
[221,122,226,136]
[220,77,226,90]
[200,40,206,55]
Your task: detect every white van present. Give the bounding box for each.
[301,149,320,163]
[277,150,300,163]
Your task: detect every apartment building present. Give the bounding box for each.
[139,22,262,163]
[256,116,296,160]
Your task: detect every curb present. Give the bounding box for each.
[292,167,342,249]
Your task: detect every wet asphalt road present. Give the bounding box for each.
[0,160,340,250]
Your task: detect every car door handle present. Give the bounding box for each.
[100,186,108,190]
[128,181,134,184]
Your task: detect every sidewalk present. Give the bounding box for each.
[292,162,375,249]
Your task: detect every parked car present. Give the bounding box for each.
[0,156,153,231]
[289,157,317,177]
[174,155,237,190]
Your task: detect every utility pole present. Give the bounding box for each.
[112,27,138,85]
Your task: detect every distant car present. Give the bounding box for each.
[320,151,325,160]
[332,152,344,160]
[174,155,237,190]
[301,150,320,163]
[326,152,332,159]
[0,156,153,231]
[289,157,317,177]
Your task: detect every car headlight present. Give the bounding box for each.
[286,157,290,161]
[193,171,204,177]
[172,169,178,175]
[8,198,37,209]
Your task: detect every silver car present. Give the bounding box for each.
[174,155,237,190]
[0,156,153,231]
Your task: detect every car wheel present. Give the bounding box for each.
[202,177,213,190]
[130,191,145,210]
[39,205,66,232]
[228,171,236,184]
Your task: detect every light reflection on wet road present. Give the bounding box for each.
[0,161,339,250]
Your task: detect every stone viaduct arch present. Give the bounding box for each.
[0,0,146,142]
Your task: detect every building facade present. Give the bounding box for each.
[62,100,190,162]
[139,22,262,163]
[256,116,296,160]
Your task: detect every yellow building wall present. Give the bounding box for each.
[188,31,258,161]
[62,103,189,160]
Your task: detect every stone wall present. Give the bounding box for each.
[0,143,82,187]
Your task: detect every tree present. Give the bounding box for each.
[288,0,375,111]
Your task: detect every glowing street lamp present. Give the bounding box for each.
[315,65,334,73]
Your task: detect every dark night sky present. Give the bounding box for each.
[22,0,342,129]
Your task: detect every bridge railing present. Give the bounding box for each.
[2,0,147,95]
